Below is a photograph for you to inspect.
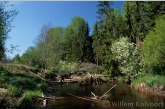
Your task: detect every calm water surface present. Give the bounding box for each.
[47,83,165,109]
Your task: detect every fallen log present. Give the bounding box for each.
[39,76,78,84]
[34,95,65,100]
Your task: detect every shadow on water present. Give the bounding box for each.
[47,82,165,109]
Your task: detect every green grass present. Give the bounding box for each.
[0,65,48,96]
[132,74,165,88]
[20,90,42,108]
[0,63,49,109]
[7,84,22,97]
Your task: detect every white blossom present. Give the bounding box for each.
[111,37,142,76]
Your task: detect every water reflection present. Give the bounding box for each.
[47,82,165,109]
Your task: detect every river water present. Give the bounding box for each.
[47,82,165,109]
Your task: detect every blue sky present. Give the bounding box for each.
[5,1,124,59]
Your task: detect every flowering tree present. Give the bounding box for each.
[111,37,142,76]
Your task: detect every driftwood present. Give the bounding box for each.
[39,76,78,84]
[99,84,117,99]
[68,84,117,102]
[34,95,65,100]
[79,74,104,85]
[32,95,65,108]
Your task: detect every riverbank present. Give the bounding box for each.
[0,63,59,108]
[1,62,165,108]
[131,75,165,96]
[0,62,105,108]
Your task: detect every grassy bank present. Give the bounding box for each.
[131,74,165,95]
[132,75,165,88]
[0,64,48,108]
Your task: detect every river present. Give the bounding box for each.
[47,82,165,109]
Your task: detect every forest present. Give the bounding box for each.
[12,1,165,77]
[1,1,165,109]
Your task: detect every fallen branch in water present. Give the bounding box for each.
[99,84,117,99]
[33,95,65,100]
[39,76,78,84]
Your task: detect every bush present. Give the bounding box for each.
[111,37,142,77]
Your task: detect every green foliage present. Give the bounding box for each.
[100,76,109,82]
[117,76,124,83]
[20,46,41,67]
[7,84,21,97]
[123,2,148,41]
[39,82,48,92]
[92,1,127,77]
[13,54,20,63]
[64,16,90,62]
[88,67,104,74]
[58,60,76,73]
[111,37,142,77]
[0,2,18,59]
[0,66,10,76]
[0,64,48,97]
[142,15,165,74]
[20,90,42,108]
[23,22,92,69]
[17,2,165,78]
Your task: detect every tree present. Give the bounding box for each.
[0,2,18,60]
[123,1,149,42]
[94,1,117,76]
[123,1,165,43]
[13,54,20,63]
[64,16,89,62]
[20,46,41,67]
[81,22,94,62]
[146,1,165,29]
[92,22,100,65]
[46,26,65,68]
[142,15,165,74]
[20,53,28,65]
[111,37,142,77]
[34,23,52,69]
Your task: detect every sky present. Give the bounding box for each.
[5,1,124,59]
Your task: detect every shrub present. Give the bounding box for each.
[111,37,142,77]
